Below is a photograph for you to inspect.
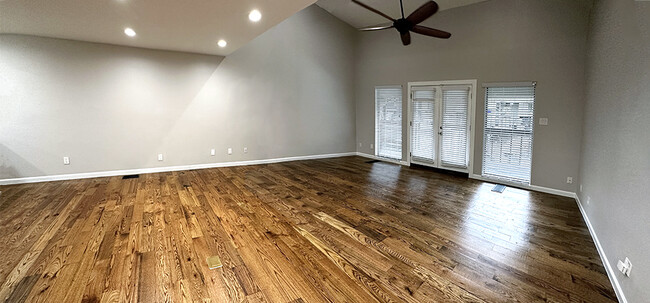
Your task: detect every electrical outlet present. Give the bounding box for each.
[617,257,632,277]
[580,184,583,192]
[359,142,363,148]
[567,177,573,184]
[210,149,216,156]
[158,154,164,161]
[243,147,248,153]
[539,118,549,125]
[227,148,232,155]
[63,157,70,165]
[586,196,591,205]
[370,143,374,149]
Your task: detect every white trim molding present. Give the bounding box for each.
[469,174,575,198]
[0,152,357,185]
[574,194,628,303]
[482,81,537,88]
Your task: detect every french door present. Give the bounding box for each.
[408,81,474,173]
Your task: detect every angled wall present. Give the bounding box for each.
[0,5,357,180]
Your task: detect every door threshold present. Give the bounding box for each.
[409,164,469,178]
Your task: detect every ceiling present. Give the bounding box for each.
[0,0,316,56]
[316,0,487,29]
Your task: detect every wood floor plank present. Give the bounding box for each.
[0,156,618,302]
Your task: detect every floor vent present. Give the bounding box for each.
[122,174,140,180]
[492,184,507,193]
[365,160,381,164]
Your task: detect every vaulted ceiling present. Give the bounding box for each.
[0,0,489,56]
[316,0,488,29]
[0,0,316,56]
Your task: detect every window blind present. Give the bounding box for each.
[375,86,403,160]
[482,85,535,183]
[440,87,470,168]
[411,87,436,163]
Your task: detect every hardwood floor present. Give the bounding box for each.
[0,156,617,302]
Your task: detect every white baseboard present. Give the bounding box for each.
[574,194,628,303]
[355,152,409,166]
[0,152,357,185]
[469,174,575,198]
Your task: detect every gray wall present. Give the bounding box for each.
[354,0,592,192]
[579,0,650,301]
[0,5,357,179]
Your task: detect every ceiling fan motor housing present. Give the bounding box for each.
[394,18,413,33]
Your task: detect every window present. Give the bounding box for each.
[482,84,535,183]
[375,86,403,160]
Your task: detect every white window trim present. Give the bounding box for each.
[482,81,537,88]
[406,79,478,174]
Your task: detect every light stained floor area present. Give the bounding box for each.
[0,157,617,302]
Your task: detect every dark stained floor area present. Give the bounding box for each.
[0,156,617,302]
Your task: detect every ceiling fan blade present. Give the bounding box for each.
[351,0,395,22]
[406,1,439,25]
[359,23,394,31]
[400,31,411,46]
[411,25,451,39]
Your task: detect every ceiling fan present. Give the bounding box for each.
[352,0,451,45]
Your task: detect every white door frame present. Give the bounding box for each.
[407,79,477,174]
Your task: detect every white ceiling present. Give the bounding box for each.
[0,0,316,56]
[316,0,487,28]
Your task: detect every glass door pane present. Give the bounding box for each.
[440,87,470,169]
[411,87,437,164]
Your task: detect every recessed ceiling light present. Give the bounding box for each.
[217,40,227,48]
[249,9,262,22]
[124,28,136,37]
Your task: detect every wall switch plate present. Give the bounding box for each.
[580,184,583,192]
[539,118,549,125]
[567,177,573,184]
[617,257,632,277]
[370,144,374,149]
[359,143,363,147]
[243,147,248,153]
[227,148,232,155]
[63,157,70,165]
[158,154,164,161]
[210,149,216,156]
